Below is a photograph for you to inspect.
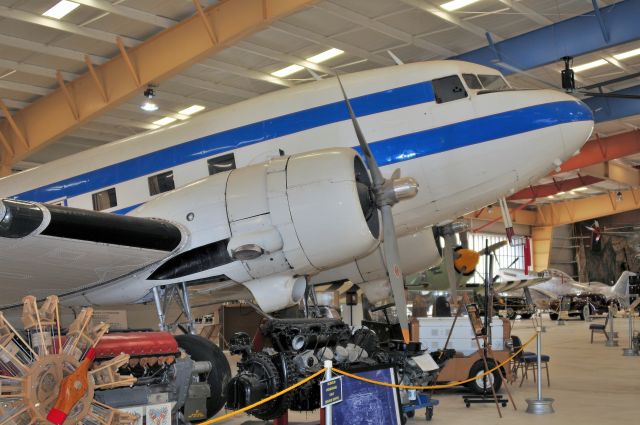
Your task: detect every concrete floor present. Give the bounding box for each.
[213,316,639,424]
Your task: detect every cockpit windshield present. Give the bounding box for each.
[478,74,510,91]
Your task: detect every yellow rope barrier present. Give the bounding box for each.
[202,333,537,423]
[333,333,538,390]
[200,368,327,424]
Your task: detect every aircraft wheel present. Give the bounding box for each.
[175,334,231,418]
[467,359,502,395]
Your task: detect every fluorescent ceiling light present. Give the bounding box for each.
[307,48,344,64]
[271,64,304,78]
[43,1,80,19]
[140,101,158,112]
[614,47,640,60]
[153,117,177,126]
[440,0,480,12]
[573,59,608,72]
[179,105,205,115]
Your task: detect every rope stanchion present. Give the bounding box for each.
[200,368,327,424]
[200,333,536,423]
[332,333,537,390]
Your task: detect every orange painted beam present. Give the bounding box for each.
[553,130,640,174]
[508,175,603,200]
[0,0,318,165]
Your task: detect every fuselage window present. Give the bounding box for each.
[208,153,236,176]
[148,170,176,196]
[432,75,468,104]
[462,74,483,90]
[92,188,117,211]
[479,74,510,91]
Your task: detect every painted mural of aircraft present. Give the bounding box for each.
[0,60,594,340]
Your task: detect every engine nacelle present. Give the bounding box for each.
[135,148,380,312]
[310,227,441,286]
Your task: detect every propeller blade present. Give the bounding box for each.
[380,205,411,342]
[442,232,460,305]
[335,75,385,187]
[336,73,413,343]
[579,91,640,100]
[481,240,508,256]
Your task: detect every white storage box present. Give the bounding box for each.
[417,317,505,356]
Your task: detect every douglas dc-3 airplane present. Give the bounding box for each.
[0,60,593,339]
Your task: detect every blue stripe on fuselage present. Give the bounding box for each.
[12,86,592,207]
[13,81,435,203]
[364,100,592,165]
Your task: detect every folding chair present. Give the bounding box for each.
[589,314,609,343]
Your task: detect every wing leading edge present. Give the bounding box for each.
[0,199,188,308]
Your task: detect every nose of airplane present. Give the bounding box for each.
[538,89,595,160]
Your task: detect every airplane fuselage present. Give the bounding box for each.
[0,61,594,306]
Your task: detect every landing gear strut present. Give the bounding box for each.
[151,282,196,334]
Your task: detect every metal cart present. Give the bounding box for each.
[402,392,439,422]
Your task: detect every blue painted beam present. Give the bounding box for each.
[455,0,640,75]
[584,85,640,122]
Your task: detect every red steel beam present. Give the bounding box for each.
[508,175,604,200]
[552,130,640,174]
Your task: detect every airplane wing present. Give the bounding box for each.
[494,277,549,293]
[0,199,188,308]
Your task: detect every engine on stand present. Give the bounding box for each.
[0,295,230,425]
[92,332,228,424]
[226,316,440,420]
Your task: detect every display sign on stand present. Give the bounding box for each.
[330,366,401,425]
[320,376,343,408]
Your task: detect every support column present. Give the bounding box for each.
[532,226,553,272]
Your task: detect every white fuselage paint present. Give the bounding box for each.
[0,61,594,305]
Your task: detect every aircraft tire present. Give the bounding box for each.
[175,334,231,419]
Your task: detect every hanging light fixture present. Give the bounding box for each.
[616,191,623,202]
[140,85,159,112]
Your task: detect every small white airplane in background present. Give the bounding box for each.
[498,268,637,307]
[0,60,594,338]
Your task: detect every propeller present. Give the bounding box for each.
[336,75,418,343]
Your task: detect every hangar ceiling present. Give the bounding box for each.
[0,0,639,210]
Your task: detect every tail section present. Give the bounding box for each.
[611,271,637,303]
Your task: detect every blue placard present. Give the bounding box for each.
[332,367,401,425]
[320,376,343,407]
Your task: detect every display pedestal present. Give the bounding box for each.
[526,397,555,414]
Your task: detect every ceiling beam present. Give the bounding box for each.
[584,84,640,123]
[235,40,333,74]
[0,26,290,89]
[508,175,604,200]
[197,59,293,87]
[581,161,640,187]
[553,130,640,174]
[536,188,640,227]
[469,187,640,229]
[456,0,640,74]
[316,2,457,57]
[271,21,394,66]
[0,5,139,47]
[399,0,497,40]
[497,0,552,26]
[0,0,319,166]
[72,0,176,28]
[0,58,77,81]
